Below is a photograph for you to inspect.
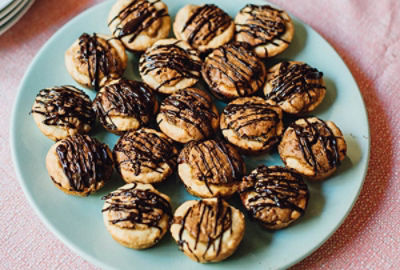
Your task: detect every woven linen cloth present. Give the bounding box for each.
[0,0,399,269]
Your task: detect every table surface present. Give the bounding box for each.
[1,0,399,269]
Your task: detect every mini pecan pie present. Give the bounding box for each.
[65,33,127,90]
[46,134,113,196]
[235,4,294,58]
[31,85,95,141]
[170,198,245,263]
[108,0,171,51]
[278,117,347,180]
[240,165,309,229]
[173,4,235,53]
[102,183,172,249]
[202,42,266,100]
[178,139,246,198]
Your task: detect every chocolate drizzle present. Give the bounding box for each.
[240,166,308,226]
[159,89,218,138]
[236,4,290,54]
[108,0,168,43]
[102,183,172,230]
[93,79,155,132]
[181,4,232,47]
[202,42,265,98]
[114,129,177,176]
[266,61,325,108]
[78,33,122,91]
[139,40,202,91]
[290,117,342,174]
[31,86,94,130]
[222,98,281,147]
[176,199,233,261]
[56,135,113,193]
[178,140,244,195]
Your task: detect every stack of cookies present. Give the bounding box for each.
[30,0,347,264]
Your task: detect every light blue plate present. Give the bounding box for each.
[10,0,370,269]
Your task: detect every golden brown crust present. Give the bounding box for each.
[108,0,171,51]
[220,97,283,154]
[278,117,347,180]
[239,166,309,229]
[113,128,178,184]
[156,88,219,143]
[202,42,266,100]
[102,183,172,249]
[178,139,246,198]
[235,4,294,58]
[170,198,245,263]
[264,61,326,114]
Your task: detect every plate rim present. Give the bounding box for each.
[0,0,19,13]
[0,0,29,26]
[10,0,371,269]
[0,0,35,35]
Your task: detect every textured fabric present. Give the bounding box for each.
[0,0,399,269]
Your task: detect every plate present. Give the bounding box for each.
[10,0,370,269]
[0,0,15,12]
[0,0,34,36]
[0,0,23,19]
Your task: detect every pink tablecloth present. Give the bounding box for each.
[1,0,399,269]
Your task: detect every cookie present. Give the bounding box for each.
[156,88,219,143]
[102,183,172,249]
[113,128,178,184]
[264,61,326,114]
[139,38,202,94]
[173,4,235,53]
[31,85,95,141]
[220,97,283,154]
[278,117,347,180]
[108,0,171,51]
[65,33,127,91]
[202,42,266,100]
[239,165,309,230]
[178,139,245,198]
[170,198,245,263]
[235,4,294,58]
[92,79,158,134]
[46,134,113,196]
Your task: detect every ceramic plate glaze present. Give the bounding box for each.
[11,0,370,269]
